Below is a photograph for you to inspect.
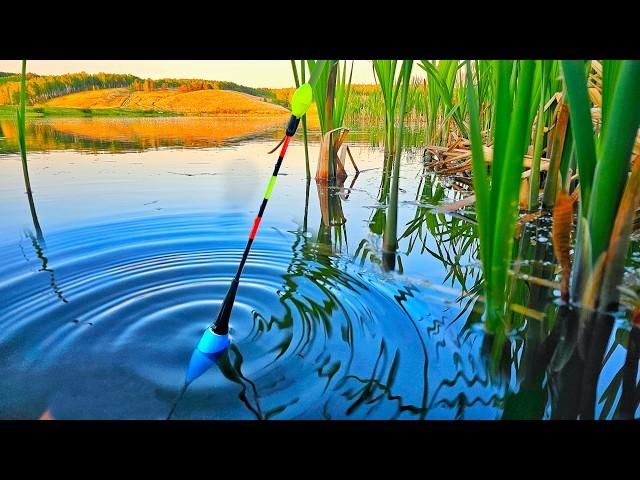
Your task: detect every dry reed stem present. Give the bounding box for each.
[552,190,575,302]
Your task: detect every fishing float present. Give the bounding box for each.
[181,81,315,391]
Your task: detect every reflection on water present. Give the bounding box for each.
[0,117,638,419]
[0,117,430,155]
[0,117,287,154]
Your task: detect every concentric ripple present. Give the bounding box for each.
[0,212,504,419]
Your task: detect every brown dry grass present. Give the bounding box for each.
[45,88,130,108]
[44,88,290,116]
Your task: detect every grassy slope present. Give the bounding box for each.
[43,88,290,116]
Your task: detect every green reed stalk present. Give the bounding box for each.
[562,60,596,213]
[300,62,310,179]
[528,61,548,210]
[383,60,413,258]
[325,62,337,179]
[16,60,43,240]
[307,60,351,181]
[488,60,535,329]
[490,60,514,214]
[373,60,399,167]
[418,60,467,145]
[465,61,491,286]
[587,61,640,265]
[528,100,545,209]
[562,60,640,306]
[290,60,310,180]
[467,60,537,331]
[600,60,622,143]
[17,60,33,195]
[333,61,354,130]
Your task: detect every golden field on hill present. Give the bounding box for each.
[44,88,291,116]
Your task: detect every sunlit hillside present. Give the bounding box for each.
[44,88,290,116]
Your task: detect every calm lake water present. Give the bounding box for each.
[0,117,638,419]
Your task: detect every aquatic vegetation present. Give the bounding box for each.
[466,60,538,335]
[560,60,640,311]
[527,61,562,210]
[16,60,43,241]
[418,60,467,146]
[382,60,413,270]
[372,61,406,168]
[307,60,353,181]
[3,58,640,419]
[290,60,311,179]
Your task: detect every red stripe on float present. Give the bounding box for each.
[249,216,262,240]
[280,135,292,157]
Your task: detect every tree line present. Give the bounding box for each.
[0,71,288,107]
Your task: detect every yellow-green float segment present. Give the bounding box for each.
[264,176,277,199]
[291,83,313,118]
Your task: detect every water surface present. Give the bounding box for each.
[0,117,638,419]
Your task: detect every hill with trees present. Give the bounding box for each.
[0,71,288,108]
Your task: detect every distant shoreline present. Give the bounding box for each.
[0,105,293,118]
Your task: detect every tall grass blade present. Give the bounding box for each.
[465,60,492,289]
[561,60,597,213]
[290,60,311,180]
[587,61,640,264]
[488,60,536,328]
[382,60,413,267]
[599,159,640,310]
[16,60,43,241]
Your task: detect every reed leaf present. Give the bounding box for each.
[587,61,640,264]
[418,60,467,139]
[488,60,536,328]
[561,60,597,213]
[490,60,514,216]
[542,102,570,208]
[18,59,32,196]
[290,60,310,179]
[465,61,492,290]
[600,60,622,141]
[599,153,640,310]
[383,60,413,261]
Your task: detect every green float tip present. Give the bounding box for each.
[291,83,313,118]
